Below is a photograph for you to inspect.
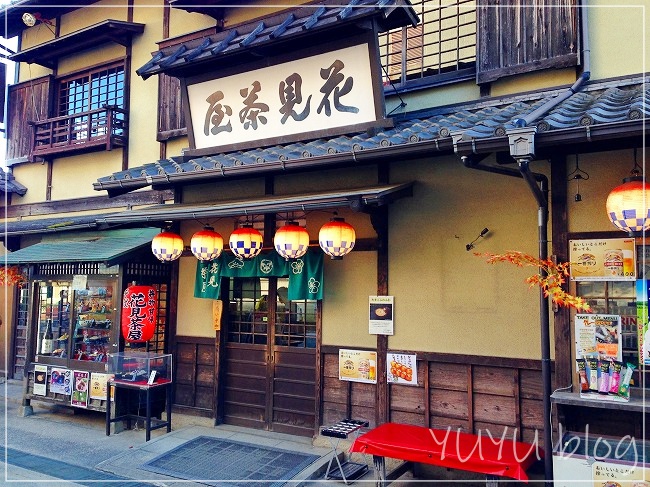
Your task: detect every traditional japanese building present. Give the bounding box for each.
[1,0,648,482]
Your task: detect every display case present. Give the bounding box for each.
[107,352,172,384]
[72,283,116,363]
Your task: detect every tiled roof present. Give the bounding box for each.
[95,77,649,194]
[136,0,418,79]
[0,169,27,196]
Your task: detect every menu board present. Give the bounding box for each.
[575,314,622,362]
[569,238,636,281]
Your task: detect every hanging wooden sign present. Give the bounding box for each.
[121,285,157,342]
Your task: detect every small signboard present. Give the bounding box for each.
[71,370,89,408]
[339,349,377,384]
[387,353,417,386]
[569,238,636,281]
[33,364,47,396]
[50,368,72,395]
[89,373,114,400]
[369,296,394,335]
[575,314,622,362]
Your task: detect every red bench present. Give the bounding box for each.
[350,422,541,486]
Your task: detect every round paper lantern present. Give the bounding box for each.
[274,222,309,259]
[191,227,223,261]
[122,285,157,342]
[151,232,184,262]
[318,217,356,259]
[606,176,650,236]
[229,224,263,259]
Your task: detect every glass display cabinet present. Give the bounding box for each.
[72,282,116,364]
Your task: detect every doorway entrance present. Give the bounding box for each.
[222,277,318,437]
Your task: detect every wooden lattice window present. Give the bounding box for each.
[380,0,477,86]
[58,62,125,137]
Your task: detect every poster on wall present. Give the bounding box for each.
[637,279,650,367]
[339,349,377,384]
[33,364,47,396]
[369,296,394,335]
[71,370,89,408]
[592,460,650,486]
[90,373,114,400]
[575,314,622,362]
[569,238,636,281]
[50,368,72,395]
[387,353,417,386]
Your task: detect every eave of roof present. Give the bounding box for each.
[94,76,649,197]
[9,20,145,69]
[0,0,92,39]
[96,183,414,225]
[136,0,418,80]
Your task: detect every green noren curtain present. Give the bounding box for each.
[194,248,323,300]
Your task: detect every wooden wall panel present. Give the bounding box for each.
[473,366,517,396]
[429,389,469,420]
[173,336,215,415]
[319,348,546,452]
[473,393,517,425]
[429,362,467,391]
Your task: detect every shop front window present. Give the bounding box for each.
[36,281,71,359]
[71,277,116,363]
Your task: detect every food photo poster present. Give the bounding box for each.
[71,370,89,408]
[369,295,394,335]
[33,364,47,396]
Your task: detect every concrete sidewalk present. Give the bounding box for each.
[1,378,397,486]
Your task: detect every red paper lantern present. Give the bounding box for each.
[121,285,157,342]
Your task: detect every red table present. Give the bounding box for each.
[350,422,541,486]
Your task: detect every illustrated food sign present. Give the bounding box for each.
[122,285,157,342]
[187,44,377,151]
[339,349,377,384]
[387,353,417,386]
[569,238,636,281]
[369,295,394,335]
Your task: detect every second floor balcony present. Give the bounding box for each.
[29,106,128,161]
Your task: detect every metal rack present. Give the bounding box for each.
[320,419,369,484]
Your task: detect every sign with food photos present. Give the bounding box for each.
[33,364,47,396]
[369,295,394,335]
[569,238,636,281]
[338,349,377,384]
[387,353,417,386]
[71,370,89,408]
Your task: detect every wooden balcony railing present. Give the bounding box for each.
[29,105,128,161]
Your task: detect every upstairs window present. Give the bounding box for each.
[379,0,477,87]
[58,63,125,137]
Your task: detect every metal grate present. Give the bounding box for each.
[379,0,476,85]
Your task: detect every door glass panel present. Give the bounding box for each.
[36,281,71,358]
[275,278,317,348]
[227,278,268,344]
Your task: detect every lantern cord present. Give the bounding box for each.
[630,148,641,176]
